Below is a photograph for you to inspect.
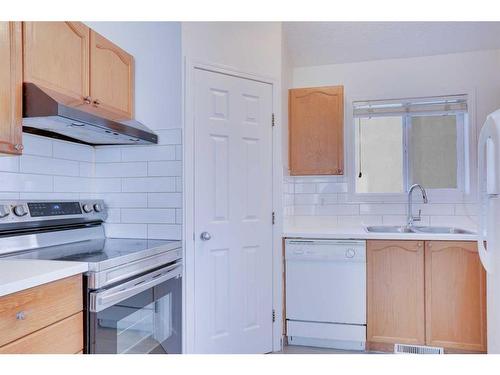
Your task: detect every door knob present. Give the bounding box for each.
[200,232,212,241]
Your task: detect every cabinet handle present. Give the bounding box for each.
[93,99,101,106]
[16,311,26,320]
[83,96,92,104]
[14,144,24,151]
[337,168,343,174]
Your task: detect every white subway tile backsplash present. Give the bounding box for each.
[0,156,19,172]
[339,215,383,226]
[53,141,94,162]
[455,203,478,216]
[98,193,148,208]
[148,193,182,208]
[95,147,122,163]
[0,192,20,200]
[175,145,182,161]
[22,134,52,157]
[104,223,148,238]
[0,172,53,192]
[284,176,477,231]
[147,224,182,240]
[175,209,183,224]
[294,183,316,194]
[360,203,407,215]
[95,162,148,178]
[122,177,176,192]
[93,178,122,193]
[156,128,182,145]
[121,145,176,162]
[54,176,93,193]
[79,162,94,177]
[3,133,183,241]
[121,208,176,224]
[316,182,348,194]
[106,208,121,223]
[315,204,359,216]
[175,177,182,192]
[148,161,182,176]
[20,155,79,176]
[20,192,79,200]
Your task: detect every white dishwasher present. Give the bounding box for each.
[285,239,366,350]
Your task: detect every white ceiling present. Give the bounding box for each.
[284,22,500,67]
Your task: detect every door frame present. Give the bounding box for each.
[183,58,283,354]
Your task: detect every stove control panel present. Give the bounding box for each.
[28,202,82,217]
[0,200,107,224]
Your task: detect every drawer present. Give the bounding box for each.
[0,274,83,346]
[0,312,83,354]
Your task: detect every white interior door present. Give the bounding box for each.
[193,68,274,353]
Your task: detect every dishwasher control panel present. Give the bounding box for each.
[285,239,366,262]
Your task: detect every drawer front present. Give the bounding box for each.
[0,312,83,354]
[0,274,83,346]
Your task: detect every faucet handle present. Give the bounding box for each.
[413,209,422,222]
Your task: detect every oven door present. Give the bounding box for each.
[87,263,182,354]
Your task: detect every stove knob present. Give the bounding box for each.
[0,205,10,218]
[82,204,93,213]
[13,205,28,217]
[93,203,103,213]
[345,248,356,258]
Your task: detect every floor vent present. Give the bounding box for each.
[394,344,444,354]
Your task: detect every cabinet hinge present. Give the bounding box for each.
[272,113,275,127]
[272,309,276,323]
[272,211,275,225]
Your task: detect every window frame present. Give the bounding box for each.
[347,93,476,203]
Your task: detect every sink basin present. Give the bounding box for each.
[365,225,475,235]
[412,226,476,235]
[365,225,415,233]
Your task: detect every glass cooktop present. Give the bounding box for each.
[2,237,182,271]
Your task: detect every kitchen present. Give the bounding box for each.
[1,2,500,372]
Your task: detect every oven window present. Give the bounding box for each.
[89,275,181,354]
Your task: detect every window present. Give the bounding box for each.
[353,95,468,196]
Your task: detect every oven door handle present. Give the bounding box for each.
[89,263,182,312]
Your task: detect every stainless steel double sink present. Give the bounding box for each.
[365,225,475,235]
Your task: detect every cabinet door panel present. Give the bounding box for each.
[367,240,425,345]
[0,312,83,354]
[90,30,134,119]
[0,22,22,155]
[425,241,487,352]
[23,22,90,104]
[289,86,343,175]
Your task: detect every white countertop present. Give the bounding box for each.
[0,260,88,297]
[283,222,478,241]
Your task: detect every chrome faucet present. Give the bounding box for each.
[407,184,428,227]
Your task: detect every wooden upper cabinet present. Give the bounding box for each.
[23,22,90,105]
[0,22,22,155]
[289,86,344,175]
[367,240,425,346]
[90,30,134,119]
[425,241,487,352]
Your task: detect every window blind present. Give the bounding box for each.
[353,94,468,118]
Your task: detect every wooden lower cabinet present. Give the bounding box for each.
[367,240,425,346]
[367,240,487,353]
[0,312,83,354]
[425,241,487,352]
[0,275,84,354]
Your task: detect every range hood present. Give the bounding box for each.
[22,83,158,145]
